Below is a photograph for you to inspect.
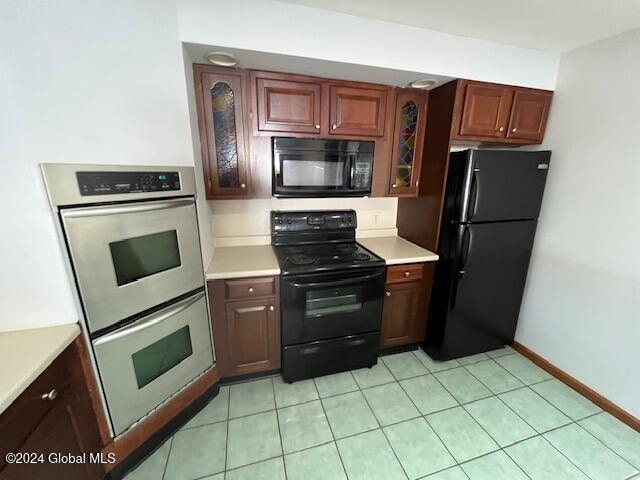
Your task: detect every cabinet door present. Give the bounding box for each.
[1,389,94,480]
[506,90,552,142]
[256,77,321,134]
[458,83,513,138]
[225,298,280,376]
[380,281,423,348]
[196,66,250,198]
[329,85,387,137]
[388,89,427,196]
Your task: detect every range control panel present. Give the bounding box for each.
[76,171,181,196]
[271,210,357,233]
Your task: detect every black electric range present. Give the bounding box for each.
[271,210,386,382]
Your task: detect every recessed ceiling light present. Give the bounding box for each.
[409,78,437,89]
[206,51,238,67]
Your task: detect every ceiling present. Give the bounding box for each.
[184,43,453,88]
[276,0,640,52]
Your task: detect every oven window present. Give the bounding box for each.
[305,286,362,317]
[282,156,346,187]
[131,325,193,389]
[109,230,181,286]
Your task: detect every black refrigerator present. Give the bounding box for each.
[424,149,551,360]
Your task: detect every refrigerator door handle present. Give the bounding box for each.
[452,225,472,308]
[468,168,480,221]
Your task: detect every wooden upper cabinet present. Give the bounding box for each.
[458,83,513,138]
[388,89,428,196]
[329,84,388,137]
[506,90,552,142]
[194,65,250,199]
[452,79,553,144]
[255,74,322,134]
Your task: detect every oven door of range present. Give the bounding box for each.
[93,290,213,436]
[280,267,385,345]
[61,198,204,334]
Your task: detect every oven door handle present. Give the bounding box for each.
[93,291,205,346]
[287,271,383,289]
[62,198,194,218]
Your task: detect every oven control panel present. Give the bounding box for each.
[271,210,357,233]
[76,171,181,196]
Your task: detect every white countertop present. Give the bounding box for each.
[358,236,439,265]
[206,244,280,280]
[0,323,81,414]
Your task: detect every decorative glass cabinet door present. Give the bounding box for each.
[388,89,427,196]
[198,68,250,198]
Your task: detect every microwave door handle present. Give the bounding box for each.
[289,271,383,289]
[348,154,355,189]
[62,198,194,218]
[273,152,281,176]
[93,291,205,346]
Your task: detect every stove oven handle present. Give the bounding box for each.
[288,271,383,289]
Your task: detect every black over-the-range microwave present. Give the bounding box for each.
[272,137,374,197]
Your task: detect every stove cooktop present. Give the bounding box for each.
[273,242,385,275]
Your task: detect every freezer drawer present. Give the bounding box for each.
[93,291,213,435]
[282,332,378,383]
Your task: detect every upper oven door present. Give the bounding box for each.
[93,290,213,436]
[281,268,385,345]
[61,198,204,333]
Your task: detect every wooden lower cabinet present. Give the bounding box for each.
[0,339,104,480]
[209,276,281,379]
[225,299,279,376]
[380,263,434,349]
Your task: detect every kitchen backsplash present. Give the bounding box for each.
[209,197,398,246]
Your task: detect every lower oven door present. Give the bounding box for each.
[93,290,213,436]
[281,268,385,345]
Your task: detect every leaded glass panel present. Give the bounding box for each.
[211,82,240,188]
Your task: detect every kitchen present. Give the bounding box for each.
[2,1,640,480]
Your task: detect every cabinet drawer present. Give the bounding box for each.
[386,263,425,284]
[225,277,276,300]
[282,332,378,383]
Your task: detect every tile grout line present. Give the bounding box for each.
[313,376,350,480]
[269,378,287,480]
[389,361,464,478]
[160,436,174,480]
[224,385,231,474]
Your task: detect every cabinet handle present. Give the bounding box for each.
[241,183,246,189]
[269,305,274,311]
[392,183,397,188]
[404,271,411,278]
[385,291,391,297]
[512,127,518,133]
[315,124,320,129]
[41,389,58,401]
[498,126,505,132]
[248,287,254,293]
[332,124,337,130]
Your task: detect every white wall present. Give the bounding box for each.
[0,0,200,331]
[210,197,398,245]
[177,0,560,90]
[516,28,640,418]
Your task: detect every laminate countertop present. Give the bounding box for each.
[0,323,81,415]
[358,236,439,265]
[206,244,281,280]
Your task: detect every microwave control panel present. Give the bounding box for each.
[76,171,181,196]
[352,161,371,189]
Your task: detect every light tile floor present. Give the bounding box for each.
[125,348,640,480]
